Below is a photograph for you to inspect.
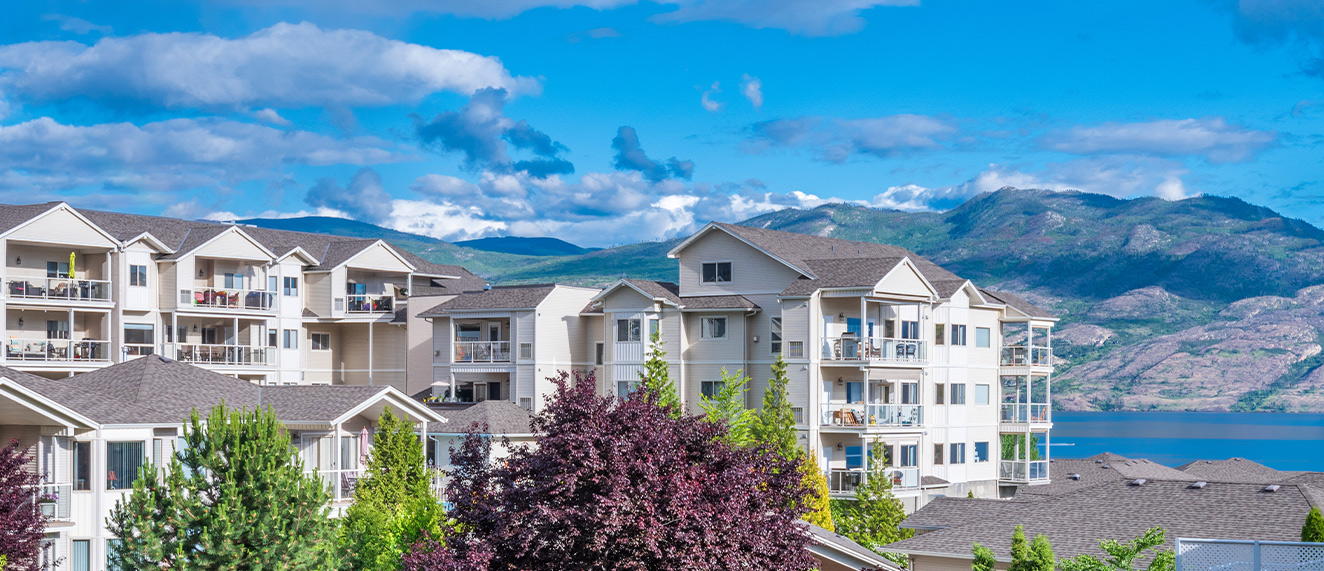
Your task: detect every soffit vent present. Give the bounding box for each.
[1189,481,1207,489]
[1129,479,1147,486]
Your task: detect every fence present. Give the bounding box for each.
[1176,538,1324,571]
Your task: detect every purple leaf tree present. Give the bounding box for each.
[405,370,818,571]
[0,439,47,571]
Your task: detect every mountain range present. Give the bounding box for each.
[238,188,1324,413]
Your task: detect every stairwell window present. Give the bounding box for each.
[311,333,330,351]
[934,324,945,345]
[283,277,298,297]
[771,317,782,354]
[975,327,991,348]
[701,261,732,284]
[950,443,967,464]
[73,441,90,490]
[934,443,944,465]
[283,329,298,349]
[617,319,641,342]
[935,383,945,405]
[952,324,968,346]
[951,383,967,405]
[520,343,532,360]
[701,317,727,339]
[975,384,990,405]
[129,265,147,287]
[595,342,604,365]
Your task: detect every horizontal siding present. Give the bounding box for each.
[677,230,801,296]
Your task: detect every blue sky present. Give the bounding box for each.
[0,0,1321,246]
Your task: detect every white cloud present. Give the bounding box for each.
[388,199,507,242]
[252,108,292,126]
[701,82,723,112]
[741,74,763,109]
[749,114,956,162]
[41,14,112,35]
[1041,117,1277,163]
[0,22,536,110]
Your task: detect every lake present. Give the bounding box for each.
[1049,411,1324,472]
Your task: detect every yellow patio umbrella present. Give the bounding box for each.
[69,252,76,280]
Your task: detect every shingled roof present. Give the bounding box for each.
[701,222,961,284]
[1176,457,1304,484]
[980,288,1055,319]
[426,400,533,435]
[418,284,559,315]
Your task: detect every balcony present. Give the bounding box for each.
[346,294,394,314]
[181,288,275,311]
[999,460,1050,483]
[5,338,109,362]
[1000,346,1052,367]
[173,344,271,366]
[29,483,73,522]
[453,341,511,363]
[306,468,362,503]
[123,344,155,358]
[828,467,920,495]
[820,403,923,428]
[824,336,926,365]
[6,278,111,303]
[1000,403,1051,424]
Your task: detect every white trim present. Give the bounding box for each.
[666,222,817,279]
[0,203,122,249]
[0,377,100,429]
[329,387,445,426]
[699,260,734,284]
[339,240,419,273]
[178,226,278,261]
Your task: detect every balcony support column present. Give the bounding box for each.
[333,422,343,503]
[170,313,178,362]
[368,321,375,386]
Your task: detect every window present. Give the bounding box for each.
[975,384,990,405]
[595,342,604,365]
[124,324,154,345]
[649,318,660,339]
[269,276,279,293]
[899,444,918,467]
[283,329,298,349]
[701,380,725,399]
[107,539,123,571]
[268,329,278,348]
[900,382,919,405]
[900,320,920,340]
[934,324,945,345]
[788,341,804,358]
[846,381,864,404]
[974,442,990,463]
[520,342,532,359]
[792,407,804,424]
[952,324,968,346]
[106,441,144,490]
[47,261,70,278]
[951,383,967,405]
[933,443,944,465]
[47,320,69,340]
[976,327,991,348]
[457,324,480,341]
[701,317,727,339]
[488,382,502,401]
[520,397,533,410]
[701,261,732,283]
[934,383,945,405]
[617,319,641,342]
[73,441,90,491]
[283,277,299,296]
[72,539,90,571]
[129,265,147,287]
[950,443,966,464]
[770,317,782,354]
[311,333,330,351]
[845,445,863,470]
[617,380,640,399]
[224,273,244,289]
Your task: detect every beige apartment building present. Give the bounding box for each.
[0,202,483,389]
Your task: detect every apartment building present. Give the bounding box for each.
[0,355,442,571]
[0,202,484,390]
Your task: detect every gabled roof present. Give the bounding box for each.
[806,522,901,571]
[0,202,123,247]
[160,225,276,261]
[309,239,415,273]
[1176,457,1302,484]
[678,295,760,310]
[592,279,682,305]
[426,400,533,435]
[979,288,1056,320]
[418,284,559,315]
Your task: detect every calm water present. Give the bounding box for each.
[1050,411,1324,472]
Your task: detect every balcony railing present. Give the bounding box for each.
[1000,403,1051,424]
[1000,346,1052,367]
[454,341,511,363]
[346,295,393,313]
[5,338,109,362]
[305,468,362,502]
[824,336,926,364]
[6,278,111,302]
[181,288,275,311]
[173,344,271,366]
[828,467,920,494]
[28,483,73,521]
[999,460,1050,482]
[123,344,155,358]
[820,403,923,428]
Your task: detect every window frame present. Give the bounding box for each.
[975,383,990,405]
[595,342,604,365]
[700,261,733,284]
[283,329,298,349]
[975,326,991,348]
[934,323,945,345]
[700,380,725,399]
[123,323,154,345]
[787,341,804,358]
[283,276,299,297]
[951,383,967,405]
[310,333,331,351]
[106,440,145,491]
[519,342,532,360]
[952,324,968,346]
[950,442,967,464]
[617,319,642,342]
[72,440,90,491]
[770,317,783,354]
[934,443,944,465]
[129,265,148,287]
[934,383,945,405]
[701,316,728,340]
[974,441,990,463]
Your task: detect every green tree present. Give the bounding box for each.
[1007,525,1055,571]
[341,407,445,570]
[831,443,914,566]
[750,354,801,461]
[800,451,835,532]
[1059,527,1175,571]
[700,368,755,446]
[1010,525,1031,571]
[1303,507,1324,543]
[639,331,681,415]
[972,543,996,571]
[1002,434,1042,461]
[1031,535,1056,571]
[107,404,338,570]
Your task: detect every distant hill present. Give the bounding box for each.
[454,236,595,256]
[237,216,446,244]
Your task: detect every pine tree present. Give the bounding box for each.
[831,443,913,566]
[799,451,835,532]
[699,368,755,446]
[1304,507,1324,543]
[0,439,45,571]
[342,406,445,570]
[1010,525,1031,571]
[639,331,681,414]
[973,543,996,571]
[750,354,800,461]
[107,404,339,570]
[1030,534,1056,571]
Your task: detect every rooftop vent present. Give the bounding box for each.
[483,284,492,291]
[1069,473,1081,481]
[1102,464,1111,469]
[1129,479,1147,486]
[1189,482,1208,489]
[1095,459,1104,463]
[1264,485,1280,493]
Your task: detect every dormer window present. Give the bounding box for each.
[701,261,732,284]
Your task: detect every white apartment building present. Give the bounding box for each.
[0,202,484,390]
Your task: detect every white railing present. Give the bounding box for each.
[5,338,110,362]
[123,344,155,358]
[173,344,271,366]
[1000,346,1052,367]
[999,460,1050,482]
[1176,538,1324,571]
[828,467,920,495]
[305,468,363,502]
[820,403,923,427]
[28,483,73,520]
[429,467,447,502]
[1000,403,1051,424]
[7,277,111,302]
[824,336,926,364]
[346,294,393,313]
[181,287,276,311]
[454,341,511,363]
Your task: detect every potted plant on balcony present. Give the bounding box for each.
[37,490,57,517]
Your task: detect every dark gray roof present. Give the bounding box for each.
[980,288,1055,319]
[418,284,558,315]
[426,400,533,435]
[1014,454,1193,500]
[931,279,970,299]
[158,226,232,260]
[1176,458,1303,484]
[711,222,961,284]
[806,522,899,570]
[623,279,681,304]
[780,257,907,296]
[308,239,381,271]
[0,203,80,234]
[678,295,760,310]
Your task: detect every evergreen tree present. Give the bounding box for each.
[1303,507,1324,543]
[107,404,338,570]
[750,354,800,461]
[638,331,681,415]
[699,368,755,446]
[0,440,46,571]
[1059,527,1174,571]
[342,407,445,571]
[831,443,913,566]
[799,451,835,532]
[1030,534,1056,571]
[973,543,996,571]
[1009,526,1031,571]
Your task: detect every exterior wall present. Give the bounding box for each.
[676,230,801,297]
[407,295,454,398]
[909,555,1003,571]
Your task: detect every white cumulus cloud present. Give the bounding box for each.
[741,74,763,109]
[1041,117,1276,163]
